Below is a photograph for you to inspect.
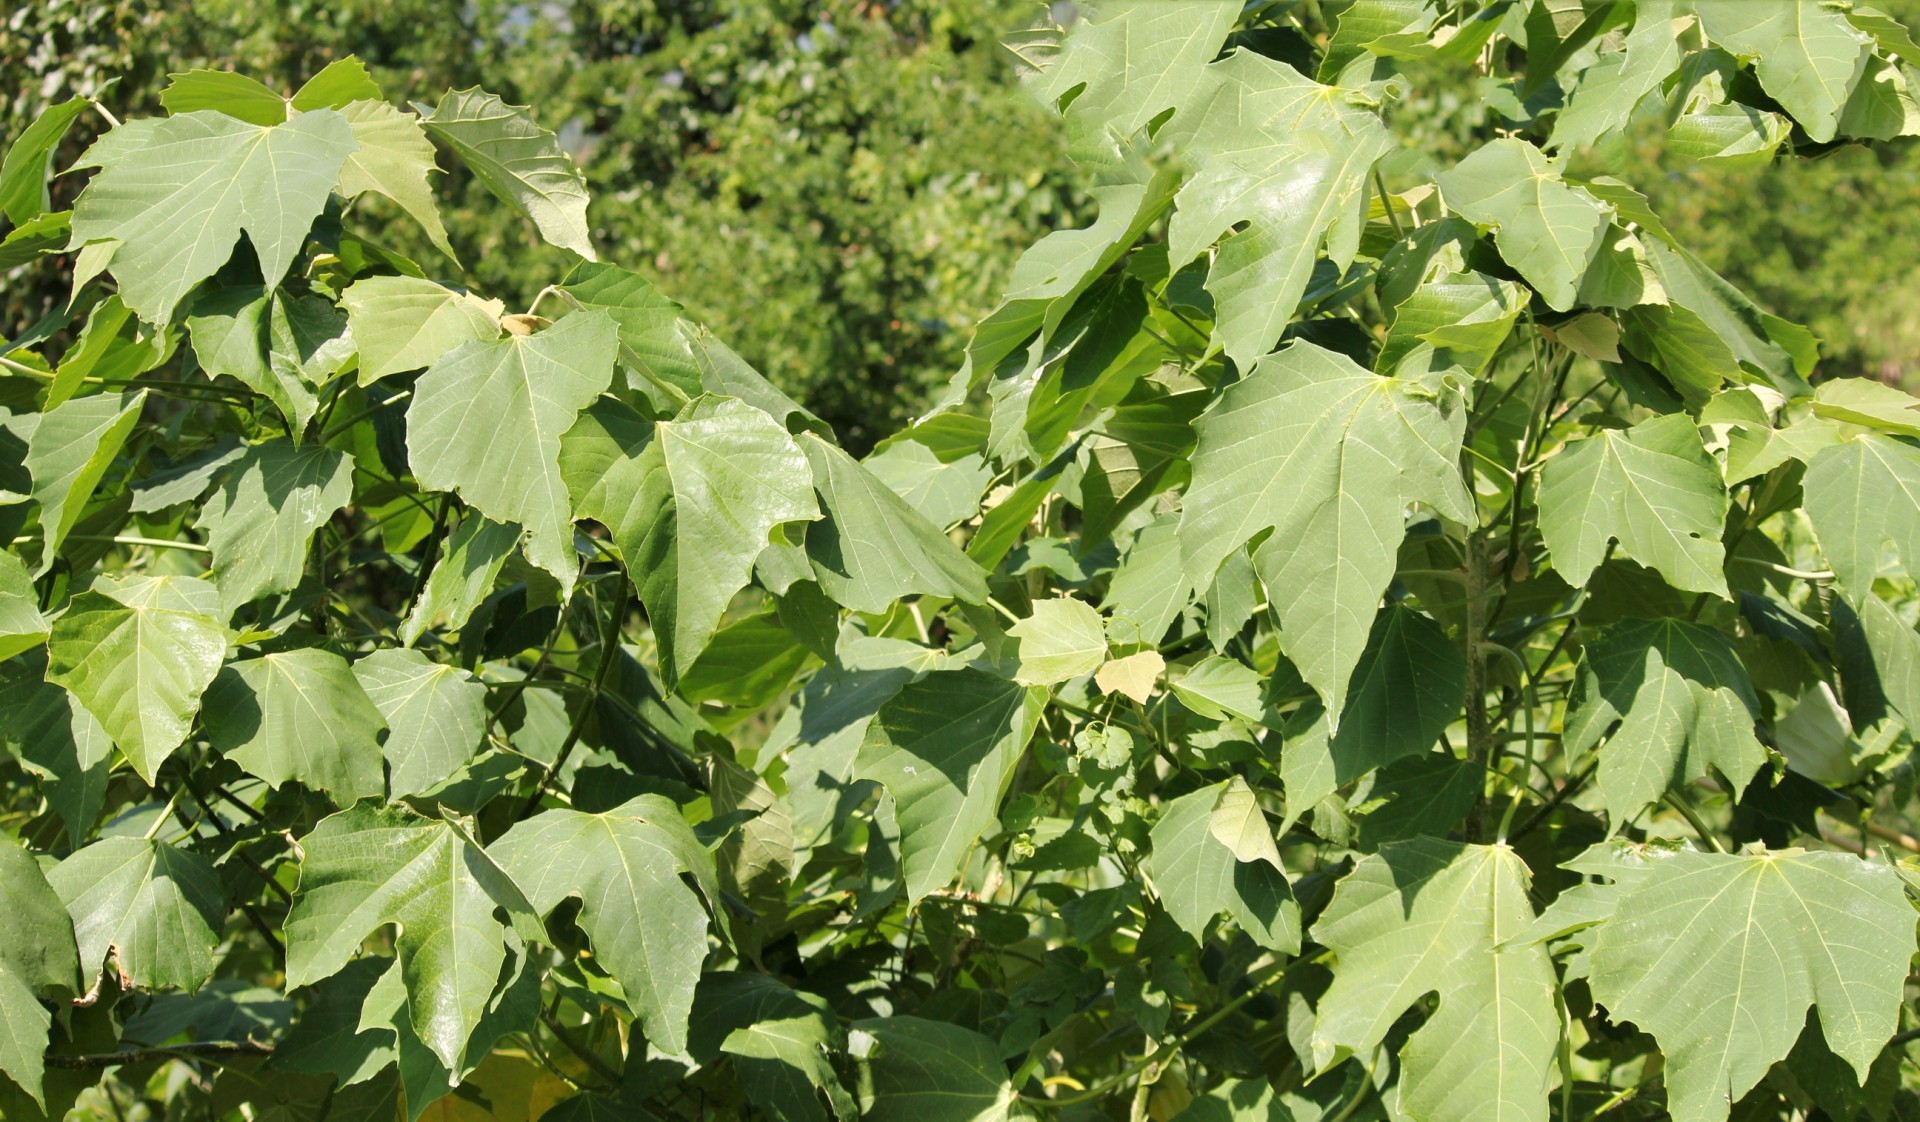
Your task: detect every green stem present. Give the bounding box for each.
[44,1041,271,1070]
[515,583,629,821]
[322,390,411,442]
[538,1009,622,1088]
[1021,956,1305,1108]
[1374,168,1406,239]
[1326,1070,1373,1122]
[1662,789,1726,853]
[1582,1080,1644,1119]
[11,534,210,554]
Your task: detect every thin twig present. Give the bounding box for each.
[538,1009,622,1087]
[45,1041,272,1070]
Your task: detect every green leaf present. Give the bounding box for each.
[1320,0,1441,81]
[284,803,543,1074]
[399,513,518,647]
[560,395,817,683]
[45,576,227,783]
[1163,52,1394,366]
[159,70,287,125]
[557,261,704,399]
[1105,515,1192,648]
[1180,342,1471,722]
[0,551,48,660]
[1549,0,1682,151]
[340,277,501,386]
[267,958,392,1086]
[707,751,797,897]
[203,649,387,803]
[492,796,718,1054]
[186,285,297,429]
[861,440,991,530]
[800,433,988,614]
[961,179,1175,391]
[290,58,383,111]
[1377,272,1526,377]
[271,288,354,388]
[1280,604,1466,815]
[1577,226,1667,310]
[1146,781,1299,952]
[1008,597,1107,686]
[848,1016,1011,1122]
[1667,102,1790,165]
[0,655,112,844]
[539,1094,628,1122]
[724,1013,853,1122]
[1803,433,1920,602]
[1169,655,1265,723]
[678,611,811,710]
[1637,237,1810,399]
[0,841,79,1108]
[1356,754,1483,848]
[0,210,72,271]
[1537,415,1730,598]
[1,95,92,225]
[1078,387,1205,545]
[47,295,164,410]
[406,311,618,595]
[21,390,144,576]
[1694,1,1871,143]
[197,440,354,617]
[1833,594,1920,731]
[70,109,359,323]
[1564,618,1767,821]
[48,837,224,992]
[762,649,917,851]
[855,668,1045,903]
[1024,1,1238,162]
[1311,839,1557,1122]
[1850,6,1920,66]
[352,649,486,799]
[1547,312,1623,365]
[419,88,595,260]
[1436,138,1609,311]
[337,100,457,264]
[1588,850,1915,1122]
[1810,378,1920,439]
[354,943,539,1116]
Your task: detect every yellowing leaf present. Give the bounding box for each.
[1095,650,1163,703]
[1207,777,1280,870]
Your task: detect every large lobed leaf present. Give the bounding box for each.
[284,804,544,1074]
[406,310,618,595]
[491,795,720,1054]
[1311,839,1558,1122]
[70,109,358,323]
[561,395,817,684]
[1179,342,1471,722]
[1588,850,1916,1122]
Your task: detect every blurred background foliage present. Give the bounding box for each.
[4,0,1917,450]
